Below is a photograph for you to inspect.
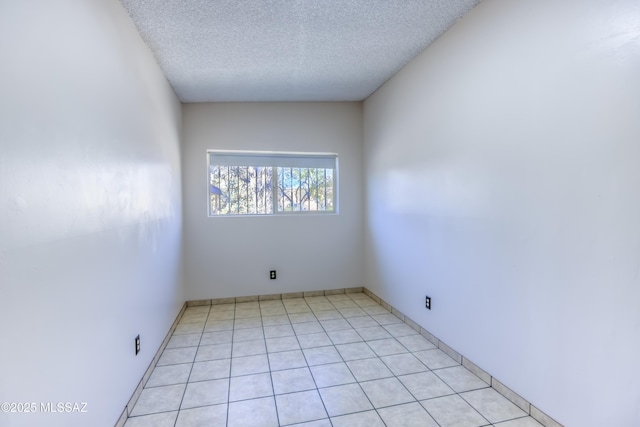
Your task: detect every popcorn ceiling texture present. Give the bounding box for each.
[119,0,481,102]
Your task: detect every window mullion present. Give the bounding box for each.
[272,166,278,214]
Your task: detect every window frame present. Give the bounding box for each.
[207,150,338,217]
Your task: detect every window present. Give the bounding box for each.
[208,150,337,216]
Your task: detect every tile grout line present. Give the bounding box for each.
[288,296,333,425]
[116,301,188,426]
[346,295,455,426]
[121,288,559,427]
[260,300,281,427]
[173,304,211,427]
[323,294,382,425]
[362,288,563,427]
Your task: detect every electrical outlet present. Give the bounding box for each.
[425,296,431,310]
[135,335,141,355]
[270,270,276,280]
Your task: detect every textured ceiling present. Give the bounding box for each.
[120,0,481,102]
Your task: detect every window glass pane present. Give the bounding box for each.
[276,167,334,213]
[209,165,273,215]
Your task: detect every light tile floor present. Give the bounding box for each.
[125,293,543,427]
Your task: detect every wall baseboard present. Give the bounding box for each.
[114,302,187,427]
[361,288,563,427]
[117,286,562,427]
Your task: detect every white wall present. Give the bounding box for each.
[364,0,640,426]
[182,102,363,300]
[0,1,183,426]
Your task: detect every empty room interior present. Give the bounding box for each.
[1,0,639,426]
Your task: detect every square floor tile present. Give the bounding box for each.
[131,384,185,416]
[262,314,291,326]
[331,300,358,309]
[272,367,316,394]
[287,305,313,314]
[304,346,343,366]
[200,330,233,345]
[319,383,372,416]
[233,339,266,357]
[236,301,259,309]
[179,312,208,323]
[229,372,273,401]
[367,338,408,356]
[338,307,367,318]
[346,358,394,382]
[356,326,392,341]
[181,378,229,409]
[320,318,352,331]
[185,305,211,313]
[266,336,300,353]
[268,349,307,371]
[305,296,329,303]
[460,388,527,424]
[293,321,324,335]
[175,404,227,427]
[228,396,279,427]
[351,295,377,306]
[314,310,343,320]
[372,313,403,325]
[297,332,333,349]
[210,303,235,312]
[398,371,455,400]
[261,306,287,316]
[326,294,351,302]
[276,390,328,425]
[421,394,489,427]
[231,354,270,376]
[335,342,376,361]
[327,329,363,345]
[396,334,437,352]
[233,327,264,342]
[282,298,306,306]
[330,410,385,427]
[310,362,356,387]
[414,349,459,369]
[124,411,178,427]
[381,353,428,375]
[360,377,415,408]
[189,357,230,381]
[383,323,419,338]
[157,347,197,366]
[234,317,263,329]
[166,334,201,349]
[347,316,379,328]
[378,401,439,427]
[309,302,335,312]
[204,320,234,331]
[173,322,204,335]
[433,366,489,393]
[288,312,318,323]
[235,308,260,318]
[195,343,232,362]
[362,305,391,315]
[264,324,295,338]
[146,363,191,388]
[208,311,234,321]
[260,300,285,308]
